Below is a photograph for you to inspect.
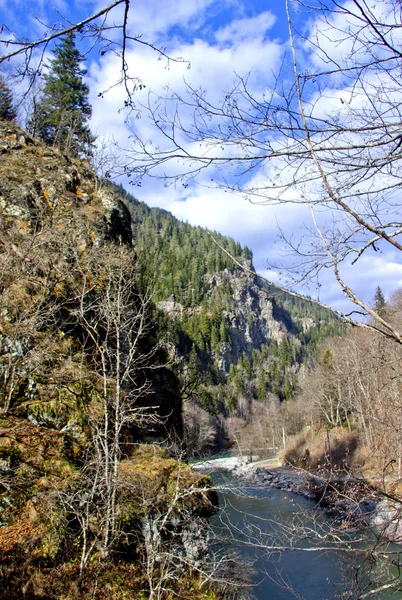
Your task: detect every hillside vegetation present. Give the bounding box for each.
[283,299,402,488]
[0,121,220,599]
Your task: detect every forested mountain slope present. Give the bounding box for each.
[105,182,345,453]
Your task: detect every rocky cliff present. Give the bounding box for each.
[207,270,288,370]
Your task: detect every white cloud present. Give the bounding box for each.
[215,11,276,45]
[91,0,218,43]
[84,0,402,317]
[87,24,284,179]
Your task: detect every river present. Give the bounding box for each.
[209,470,400,599]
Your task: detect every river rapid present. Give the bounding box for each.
[208,469,400,600]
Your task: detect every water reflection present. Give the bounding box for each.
[209,471,399,600]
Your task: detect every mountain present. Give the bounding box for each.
[102,181,345,453]
[0,120,344,597]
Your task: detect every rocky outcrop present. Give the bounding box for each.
[212,270,289,370]
[157,269,294,374]
[0,119,184,441]
[0,121,132,247]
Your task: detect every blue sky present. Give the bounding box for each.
[2,0,402,316]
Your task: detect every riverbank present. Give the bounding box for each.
[252,464,402,543]
[192,454,281,474]
[193,455,320,500]
[193,455,380,525]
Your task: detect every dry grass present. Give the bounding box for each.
[282,427,360,473]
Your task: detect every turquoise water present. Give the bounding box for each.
[209,471,401,599]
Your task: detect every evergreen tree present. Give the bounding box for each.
[30,33,94,156]
[256,367,267,401]
[373,285,386,316]
[219,318,229,343]
[278,338,292,369]
[0,75,16,121]
[283,375,293,401]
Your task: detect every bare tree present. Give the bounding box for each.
[0,1,187,114]
[68,245,161,558]
[299,324,402,478]
[121,0,402,342]
[3,1,402,342]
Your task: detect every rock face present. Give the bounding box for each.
[0,121,132,247]
[157,267,299,373]
[211,270,289,370]
[156,300,187,321]
[0,120,183,434]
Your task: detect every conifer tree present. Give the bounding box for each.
[374,285,386,316]
[0,75,16,121]
[30,33,94,156]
